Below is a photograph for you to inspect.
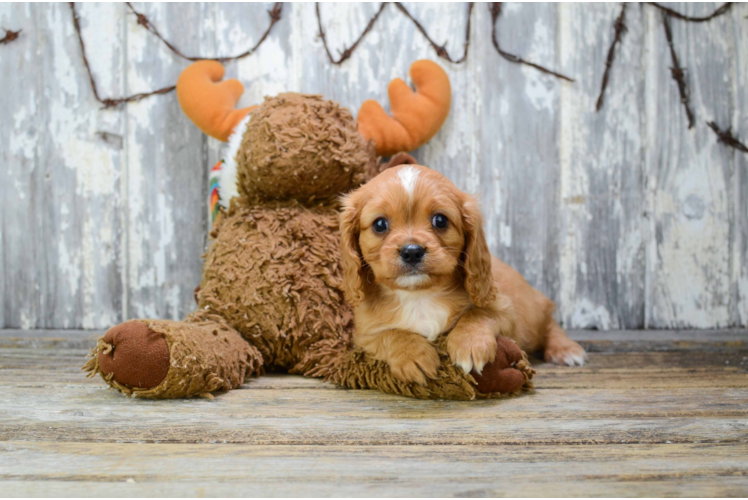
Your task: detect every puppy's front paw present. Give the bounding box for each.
[447,329,497,375]
[387,344,440,386]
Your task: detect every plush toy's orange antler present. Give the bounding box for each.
[176,60,258,142]
[357,60,451,157]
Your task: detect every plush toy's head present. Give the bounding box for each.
[234,93,376,203]
[176,60,451,206]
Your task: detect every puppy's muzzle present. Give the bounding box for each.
[400,244,425,266]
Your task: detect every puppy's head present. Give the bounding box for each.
[340,164,495,307]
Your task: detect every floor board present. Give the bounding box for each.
[0,329,747,497]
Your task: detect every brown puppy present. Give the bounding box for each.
[340,164,586,385]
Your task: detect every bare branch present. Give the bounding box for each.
[648,2,732,23]
[0,28,21,45]
[125,2,283,63]
[316,3,386,65]
[662,13,695,129]
[708,121,748,153]
[69,2,283,108]
[489,3,574,82]
[596,3,627,111]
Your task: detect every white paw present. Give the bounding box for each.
[545,343,588,367]
[456,357,475,375]
[447,331,497,375]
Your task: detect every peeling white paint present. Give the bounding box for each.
[521,18,556,113]
[10,103,36,162]
[61,139,119,197]
[499,223,512,248]
[570,298,612,330]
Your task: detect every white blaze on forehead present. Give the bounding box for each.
[397,166,420,198]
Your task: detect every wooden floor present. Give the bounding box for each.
[1,329,747,497]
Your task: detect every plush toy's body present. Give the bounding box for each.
[84,60,535,400]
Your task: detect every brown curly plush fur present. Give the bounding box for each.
[84,92,534,399]
[194,201,354,372]
[236,93,377,204]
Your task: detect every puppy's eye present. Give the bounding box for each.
[432,214,448,229]
[372,217,389,234]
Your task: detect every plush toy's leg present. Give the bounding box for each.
[301,335,534,401]
[471,336,533,395]
[83,318,263,399]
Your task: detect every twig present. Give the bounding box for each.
[489,3,574,82]
[394,2,473,64]
[126,2,283,63]
[316,2,474,65]
[0,28,21,45]
[596,3,627,111]
[708,121,748,153]
[662,13,694,129]
[317,2,580,74]
[648,2,732,23]
[316,3,386,65]
[70,2,175,108]
[70,2,282,108]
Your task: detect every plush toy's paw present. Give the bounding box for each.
[388,343,440,386]
[471,336,528,394]
[447,328,497,375]
[96,320,171,389]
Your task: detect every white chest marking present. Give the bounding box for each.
[388,290,450,342]
[397,166,420,199]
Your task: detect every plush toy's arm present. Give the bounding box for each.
[357,60,451,156]
[176,60,257,142]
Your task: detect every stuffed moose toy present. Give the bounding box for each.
[84,59,535,400]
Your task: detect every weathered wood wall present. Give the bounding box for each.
[1,3,746,330]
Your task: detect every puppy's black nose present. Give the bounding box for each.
[400,244,425,265]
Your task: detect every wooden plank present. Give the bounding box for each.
[0,330,97,350]
[124,3,208,321]
[557,3,646,329]
[3,411,747,446]
[3,346,746,376]
[3,382,748,419]
[1,442,746,497]
[0,3,37,330]
[2,338,747,387]
[477,3,562,302]
[5,477,748,498]
[3,328,747,349]
[0,4,125,329]
[569,328,748,353]
[4,477,748,498]
[644,3,734,328]
[731,3,748,327]
[5,366,747,391]
[2,377,747,445]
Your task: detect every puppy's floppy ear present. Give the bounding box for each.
[339,192,366,307]
[384,152,418,170]
[461,196,496,308]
